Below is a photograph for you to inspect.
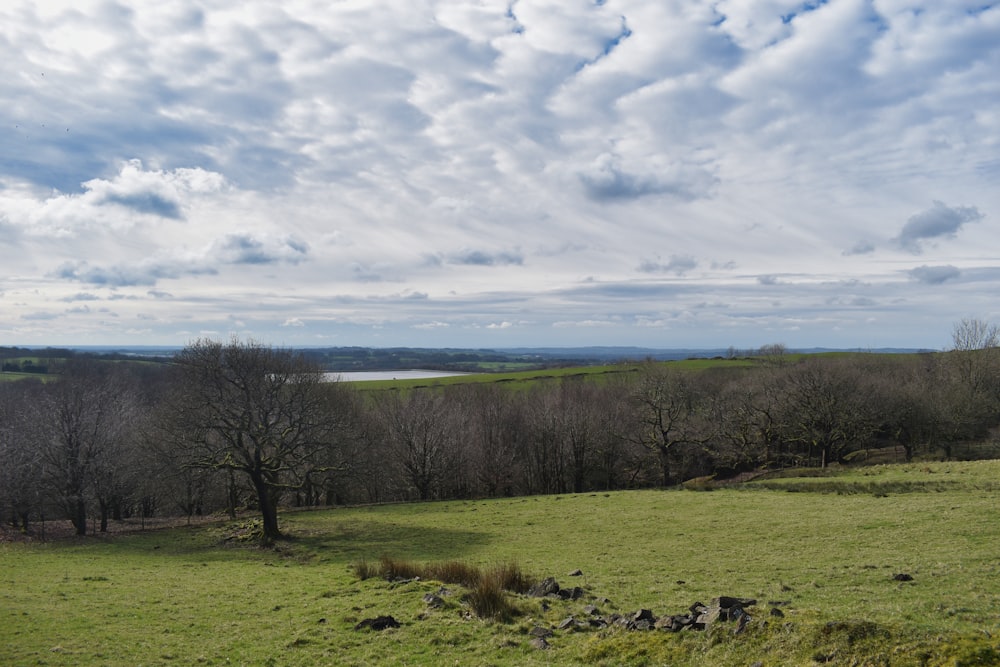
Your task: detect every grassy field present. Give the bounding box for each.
[4,461,1000,666]
[346,357,760,392]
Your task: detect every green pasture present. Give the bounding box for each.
[346,356,758,392]
[4,460,1000,666]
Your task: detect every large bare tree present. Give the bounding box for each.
[628,364,711,486]
[166,338,338,542]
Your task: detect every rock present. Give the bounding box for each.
[696,606,722,626]
[714,596,757,609]
[654,616,677,631]
[530,637,550,650]
[732,609,751,635]
[893,573,914,582]
[529,577,560,597]
[354,615,400,631]
[568,569,583,576]
[633,609,656,622]
[422,593,445,608]
[558,616,577,631]
[583,604,600,616]
[529,626,553,638]
[770,607,785,618]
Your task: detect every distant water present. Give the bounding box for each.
[325,370,472,382]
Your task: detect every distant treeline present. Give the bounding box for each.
[2,330,999,538]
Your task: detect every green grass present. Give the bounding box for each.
[347,357,757,392]
[4,461,1000,665]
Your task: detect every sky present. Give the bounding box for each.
[1,0,998,351]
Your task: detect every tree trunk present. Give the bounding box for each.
[71,497,87,536]
[658,446,671,487]
[251,474,281,543]
[99,500,110,533]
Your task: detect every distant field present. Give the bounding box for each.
[3,460,1000,666]
[344,357,758,391]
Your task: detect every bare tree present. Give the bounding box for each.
[375,390,457,501]
[952,317,1000,351]
[0,381,45,532]
[628,364,710,486]
[714,368,787,470]
[949,318,1000,403]
[164,338,339,542]
[36,360,138,535]
[779,357,877,467]
[458,384,522,497]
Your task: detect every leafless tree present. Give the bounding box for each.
[458,384,523,497]
[628,364,711,486]
[0,380,45,531]
[374,390,458,501]
[36,360,138,535]
[164,338,340,542]
[778,357,878,467]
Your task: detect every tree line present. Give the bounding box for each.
[2,322,998,542]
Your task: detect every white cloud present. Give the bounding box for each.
[0,0,997,350]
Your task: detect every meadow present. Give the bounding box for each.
[3,460,1000,666]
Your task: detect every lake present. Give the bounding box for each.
[325,370,473,382]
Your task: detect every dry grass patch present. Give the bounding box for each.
[352,555,535,621]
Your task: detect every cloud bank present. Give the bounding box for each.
[0,0,997,349]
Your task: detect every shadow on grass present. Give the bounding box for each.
[281,518,492,564]
[60,513,493,567]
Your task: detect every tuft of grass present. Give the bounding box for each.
[466,569,518,622]
[424,559,482,588]
[351,558,377,580]
[376,554,422,581]
[351,556,534,621]
[487,560,535,594]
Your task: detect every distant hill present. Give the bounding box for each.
[4,344,936,374]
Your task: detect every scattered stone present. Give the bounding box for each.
[529,577,560,598]
[568,569,583,576]
[770,607,785,618]
[422,593,445,608]
[354,615,400,631]
[558,616,577,630]
[583,604,600,616]
[530,637,550,650]
[529,626,553,638]
[317,618,326,624]
[893,573,914,582]
[558,586,585,601]
[633,609,656,622]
